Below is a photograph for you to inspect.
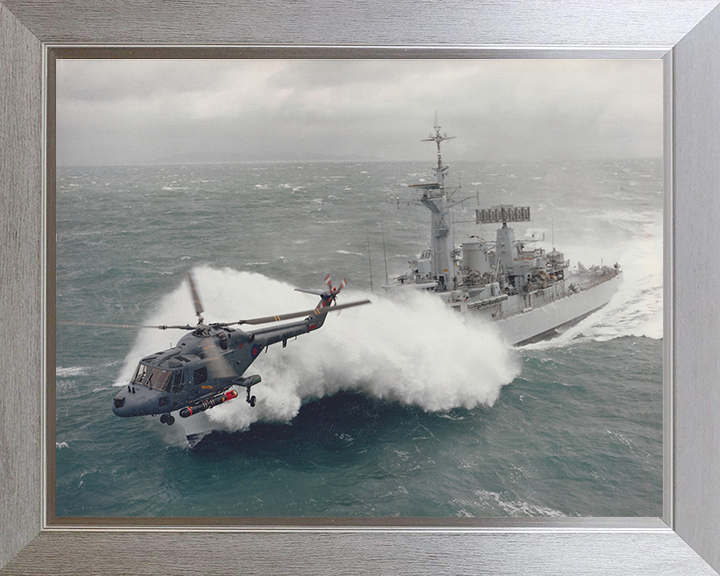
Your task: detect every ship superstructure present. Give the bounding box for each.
[384,118,622,346]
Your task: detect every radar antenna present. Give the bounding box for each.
[421,112,456,171]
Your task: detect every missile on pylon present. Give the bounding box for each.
[179,389,238,418]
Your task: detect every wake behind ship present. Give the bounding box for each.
[383,118,622,346]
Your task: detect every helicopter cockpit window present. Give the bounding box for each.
[145,368,173,392]
[131,363,149,385]
[194,367,208,386]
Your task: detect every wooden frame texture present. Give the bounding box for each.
[2,1,720,574]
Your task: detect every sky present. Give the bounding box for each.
[56,59,663,166]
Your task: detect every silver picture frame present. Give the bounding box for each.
[2,1,720,574]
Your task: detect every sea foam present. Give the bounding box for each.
[524,213,663,350]
[115,265,520,433]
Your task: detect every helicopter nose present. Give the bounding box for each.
[112,391,129,416]
[112,385,169,417]
[112,385,143,417]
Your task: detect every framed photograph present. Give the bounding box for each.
[51,56,664,522]
[2,1,720,574]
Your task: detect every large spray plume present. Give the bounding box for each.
[115,266,520,433]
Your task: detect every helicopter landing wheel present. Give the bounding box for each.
[167,415,175,426]
[160,414,168,424]
[245,387,257,407]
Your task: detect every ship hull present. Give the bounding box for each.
[482,273,621,346]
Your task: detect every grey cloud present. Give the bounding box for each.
[57,59,239,103]
[56,59,662,166]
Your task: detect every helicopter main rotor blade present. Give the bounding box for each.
[294,288,326,297]
[58,320,193,330]
[233,298,371,326]
[200,338,236,380]
[187,272,204,319]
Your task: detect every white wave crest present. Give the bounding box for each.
[56,366,88,378]
[453,489,569,517]
[526,215,663,350]
[115,266,520,433]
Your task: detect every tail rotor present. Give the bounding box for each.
[325,275,347,305]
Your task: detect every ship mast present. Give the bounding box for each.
[422,112,456,190]
[411,115,458,291]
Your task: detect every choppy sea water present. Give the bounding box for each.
[55,159,663,517]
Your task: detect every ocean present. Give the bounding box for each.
[55,158,663,518]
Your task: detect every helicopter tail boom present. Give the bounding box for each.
[249,299,370,345]
[238,298,370,326]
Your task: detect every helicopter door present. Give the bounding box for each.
[193,366,208,386]
[171,370,184,394]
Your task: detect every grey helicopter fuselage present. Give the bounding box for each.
[69,272,370,428]
[112,307,330,419]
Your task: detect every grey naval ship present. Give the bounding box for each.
[383,119,622,346]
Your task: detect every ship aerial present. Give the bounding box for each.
[382,116,622,346]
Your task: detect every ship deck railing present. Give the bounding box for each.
[574,269,620,291]
[499,282,568,317]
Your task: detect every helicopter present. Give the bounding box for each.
[62,273,370,427]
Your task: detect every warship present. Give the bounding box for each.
[383,118,622,346]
